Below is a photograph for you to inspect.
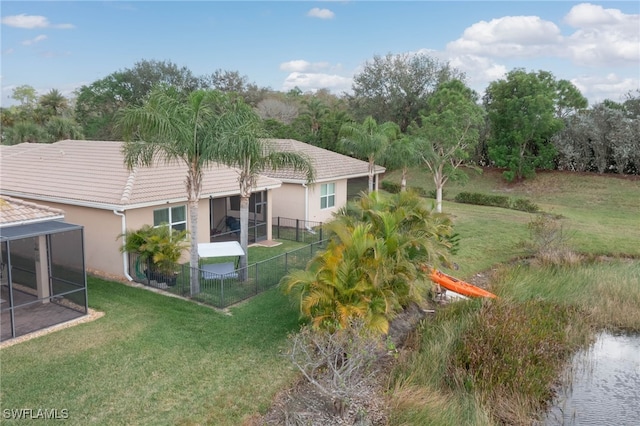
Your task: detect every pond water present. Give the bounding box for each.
[543,331,640,425]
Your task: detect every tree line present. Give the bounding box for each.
[2,55,639,183]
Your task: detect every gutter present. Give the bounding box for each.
[113,209,133,281]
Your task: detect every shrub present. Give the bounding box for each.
[511,198,539,213]
[286,322,382,418]
[454,192,540,213]
[454,192,511,209]
[409,186,429,197]
[381,180,401,193]
[522,215,580,265]
[119,224,189,275]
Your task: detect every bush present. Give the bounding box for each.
[522,215,580,265]
[409,186,429,197]
[454,192,511,209]
[454,192,540,213]
[381,180,401,194]
[511,198,540,213]
[286,322,382,419]
[119,224,189,275]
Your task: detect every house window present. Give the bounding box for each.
[320,183,335,209]
[154,205,187,231]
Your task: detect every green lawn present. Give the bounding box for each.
[1,277,302,425]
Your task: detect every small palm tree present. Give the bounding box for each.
[339,116,400,192]
[282,223,391,333]
[120,224,189,278]
[282,191,455,334]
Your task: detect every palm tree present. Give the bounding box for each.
[45,116,84,142]
[300,97,329,136]
[383,136,420,191]
[3,121,47,145]
[282,223,392,333]
[118,87,234,295]
[282,190,455,334]
[211,100,315,278]
[39,89,68,116]
[339,116,400,192]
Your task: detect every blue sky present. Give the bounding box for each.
[1,1,639,108]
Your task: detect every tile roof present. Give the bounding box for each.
[0,140,282,210]
[262,139,385,183]
[0,195,65,227]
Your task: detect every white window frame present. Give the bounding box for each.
[153,205,187,231]
[320,183,336,210]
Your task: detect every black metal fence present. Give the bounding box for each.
[129,239,327,309]
[272,217,324,244]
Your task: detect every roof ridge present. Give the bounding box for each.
[120,166,138,204]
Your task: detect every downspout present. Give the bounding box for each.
[301,183,315,234]
[113,209,133,281]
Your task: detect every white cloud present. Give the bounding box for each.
[1,14,74,29]
[22,35,48,46]
[447,16,563,57]
[279,60,330,72]
[446,5,639,68]
[571,73,639,104]
[281,72,351,93]
[564,3,627,27]
[448,54,507,85]
[2,48,14,55]
[564,4,639,66]
[307,8,335,20]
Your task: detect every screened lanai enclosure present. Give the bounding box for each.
[209,191,268,243]
[0,221,88,342]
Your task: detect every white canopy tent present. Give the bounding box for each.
[197,241,245,258]
[197,241,245,278]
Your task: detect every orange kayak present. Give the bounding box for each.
[429,269,497,299]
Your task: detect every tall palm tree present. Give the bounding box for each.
[118,87,233,295]
[211,101,315,278]
[339,116,400,192]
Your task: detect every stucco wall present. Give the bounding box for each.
[270,184,306,221]
[18,194,273,280]
[270,180,347,225]
[308,180,346,223]
[17,199,124,277]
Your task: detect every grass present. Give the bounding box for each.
[1,277,302,425]
[383,168,640,425]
